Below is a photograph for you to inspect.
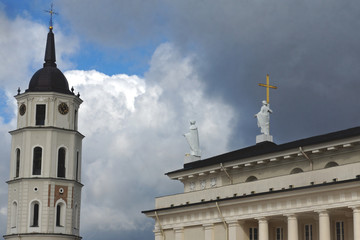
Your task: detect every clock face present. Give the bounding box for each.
[19,104,26,116]
[58,102,69,115]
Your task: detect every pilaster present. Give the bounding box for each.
[227,220,240,240]
[174,227,184,240]
[203,224,214,240]
[154,229,163,240]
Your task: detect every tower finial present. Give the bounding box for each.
[44,3,58,30]
[43,3,58,67]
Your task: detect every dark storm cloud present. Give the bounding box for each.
[58,0,360,148]
[165,0,360,146]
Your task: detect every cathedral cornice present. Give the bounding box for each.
[142,177,360,215]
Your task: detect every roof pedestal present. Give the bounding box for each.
[256,134,273,144]
[184,155,201,164]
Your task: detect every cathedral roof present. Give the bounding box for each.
[26,28,72,95]
[167,126,360,175]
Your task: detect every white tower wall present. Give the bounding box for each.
[5,91,84,240]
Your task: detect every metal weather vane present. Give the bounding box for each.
[44,3,58,30]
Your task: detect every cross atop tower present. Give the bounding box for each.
[258,74,277,104]
[44,3,58,30]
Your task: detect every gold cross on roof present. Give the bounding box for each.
[258,74,277,104]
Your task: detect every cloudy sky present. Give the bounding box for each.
[1,0,360,239]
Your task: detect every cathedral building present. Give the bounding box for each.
[3,24,84,240]
[143,125,360,239]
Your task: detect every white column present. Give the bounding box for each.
[353,207,360,240]
[258,218,269,240]
[174,227,184,240]
[228,220,240,240]
[154,229,163,240]
[287,214,298,240]
[203,224,214,240]
[318,210,330,240]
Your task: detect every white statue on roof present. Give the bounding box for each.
[255,100,272,135]
[184,121,201,163]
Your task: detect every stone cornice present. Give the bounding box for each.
[143,177,360,215]
[9,126,85,138]
[6,177,84,187]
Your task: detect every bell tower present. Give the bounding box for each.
[4,22,84,240]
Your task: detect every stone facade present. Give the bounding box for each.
[143,127,360,240]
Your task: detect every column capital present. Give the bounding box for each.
[203,223,214,230]
[256,217,268,223]
[315,209,329,215]
[226,220,240,226]
[174,227,184,233]
[284,213,297,218]
[154,230,163,238]
[154,227,162,233]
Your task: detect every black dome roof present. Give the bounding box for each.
[26,28,73,95]
[28,66,72,94]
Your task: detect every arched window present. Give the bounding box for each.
[246,176,258,182]
[57,148,66,178]
[325,161,339,168]
[15,148,20,178]
[32,147,42,175]
[30,201,40,227]
[55,202,65,227]
[11,201,17,228]
[290,168,304,174]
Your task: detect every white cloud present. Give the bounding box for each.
[65,42,235,232]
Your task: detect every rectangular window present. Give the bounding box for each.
[76,151,79,181]
[36,104,46,125]
[335,221,344,240]
[15,149,20,178]
[32,147,42,175]
[57,148,66,178]
[276,227,284,240]
[305,224,313,240]
[74,109,78,130]
[249,227,258,240]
